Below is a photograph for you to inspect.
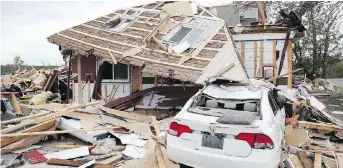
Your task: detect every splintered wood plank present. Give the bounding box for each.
[99,154,122,165]
[11,94,22,114]
[297,151,314,168]
[298,121,343,132]
[1,119,56,147]
[260,41,264,77]
[241,41,245,67]
[47,158,87,167]
[77,55,82,103]
[314,152,321,168]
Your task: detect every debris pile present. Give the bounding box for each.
[0,97,180,167]
[1,66,71,115]
[253,78,343,168]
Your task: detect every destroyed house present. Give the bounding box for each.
[47,1,303,105]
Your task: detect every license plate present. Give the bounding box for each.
[201,135,224,149]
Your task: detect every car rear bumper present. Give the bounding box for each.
[167,135,280,168]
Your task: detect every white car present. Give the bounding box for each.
[166,80,285,168]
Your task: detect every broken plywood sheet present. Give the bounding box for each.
[63,113,103,129]
[322,156,337,168]
[162,1,194,17]
[123,145,146,159]
[28,103,69,111]
[289,154,304,168]
[159,19,180,34]
[1,119,60,154]
[119,134,148,147]
[59,117,107,144]
[97,106,152,122]
[285,125,310,148]
[195,38,249,84]
[44,146,89,160]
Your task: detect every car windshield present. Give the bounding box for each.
[187,91,261,118]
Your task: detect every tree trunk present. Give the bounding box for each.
[310,9,318,74]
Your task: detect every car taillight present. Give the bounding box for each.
[236,133,274,149]
[168,122,192,137]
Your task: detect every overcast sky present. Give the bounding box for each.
[0,1,152,66]
[0,1,229,66]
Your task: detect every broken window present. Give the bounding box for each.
[103,13,137,32]
[165,26,205,45]
[101,62,130,82]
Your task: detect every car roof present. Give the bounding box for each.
[202,84,267,100]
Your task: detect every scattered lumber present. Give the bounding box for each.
[99,154,123,165]
[298,121,343,132]
[54,145,126,151]
[47,158,87,167]
[1,126,126,137]
[1,119,57,147]
[314,152,321,168]
[1,101,99,134]
[297,151,314,168]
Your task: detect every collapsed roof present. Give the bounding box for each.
[47,1,249,84]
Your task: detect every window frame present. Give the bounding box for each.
[163,25,206,46]
[99,62,131,83]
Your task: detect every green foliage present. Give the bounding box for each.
[327,61,343,78]
[267,1,343,78]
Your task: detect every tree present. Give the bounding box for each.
[12,55,24,72]
[267,1,343,78]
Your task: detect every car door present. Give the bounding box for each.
[267,91,283,151]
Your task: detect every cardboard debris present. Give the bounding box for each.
[285,125,310,148]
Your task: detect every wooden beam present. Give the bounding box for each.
[297,151,314,168]
[272,40,277,85]
[197,5,216,17]
[56,33,204,71]
[287,40,293,88]
[81,23,144,39]
[1,126,124,137]
[314,152,321,168]
[254,41,257,77]
[241,41,245,67]
[72,73,75,102]
[104,84,108,100]
[10,94,22,114]
[99,154,123,165]
[215,63,235,76]
[1,111,51,125]
[298,121,343,132]
[260,40,264,78]
[266,68,303,82]
[1,119,56,147]
[0,101,99,134]
[54,145,126,151]
[146,14,170,43]
[107,47,117,64]
[47,158,87,167]
[77,55,82,103]
[152,36,167,51]
[127,26,152,32]
[68,28,211,62]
